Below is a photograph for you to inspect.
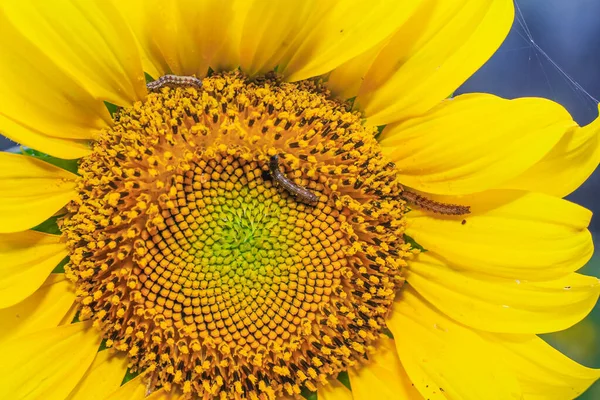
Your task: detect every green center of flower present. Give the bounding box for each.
[62,72,414,399]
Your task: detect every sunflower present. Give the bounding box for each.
[1,0,600,399]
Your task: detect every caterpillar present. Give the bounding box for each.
[401,189,470,215]
[269,155,319,206]
[146,74,203,92]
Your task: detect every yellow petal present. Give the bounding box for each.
[0,18,106,145]
[118,0,418,81]
[0,273,74,344]
[0,115,91,159]
[104,375,147,400]
[389,287,522,399]
[407,252,600,334]
[349,337,423,400]
[2,0,146,107]
[67,350,129,400]
[0,152,78,233]
[405,190,593,280]
[0,230,68,308]
[236,0,333,76]
[0,1,138,156]
[115,0,236,78]
[0,321,102,400]
[60,301,81,326]
[481,333,600,400]
[380,94,576,195]
[146,388,183,399]
[355,0,514,125]
[503,105,600,197]
[317,379,353,400]
[282,0,421,82]
[108,0,160,79]
[326,39,389,100]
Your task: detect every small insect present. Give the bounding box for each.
[401,189,471,215]
[146,74,203,92]
[269,155,319,206]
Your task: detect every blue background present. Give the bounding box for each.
[1,0,599,397]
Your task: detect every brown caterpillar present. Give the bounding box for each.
[146,74,203,92]
[401,189,470,215]
[269,155,319,206]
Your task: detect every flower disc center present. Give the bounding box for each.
[62,72,413,399]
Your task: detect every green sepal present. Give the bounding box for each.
[104,101,119,117]
[52,256,69,274]
[301,387,317,400]
[337,370,352,390]
[22,148,79,175]
[144,72,155,83]
[71,310,81,324]
[98,339,109,352]
[32,214,64,235]
[403,234,427,252]
[121,368,140,385]
[374,124,386,140]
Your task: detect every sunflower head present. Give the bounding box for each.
[61,71,413,397]
[1,1,599,400]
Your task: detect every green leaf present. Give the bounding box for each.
[337,370,352,390]
[403,234,427,252]
[22,148,79,175]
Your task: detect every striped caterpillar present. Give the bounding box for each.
[269,155,319,206]
[146,74,203,92]
[400,189,470,215]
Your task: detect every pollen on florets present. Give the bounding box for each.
[61,71,414,399]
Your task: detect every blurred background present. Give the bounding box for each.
[1,0,599,397]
